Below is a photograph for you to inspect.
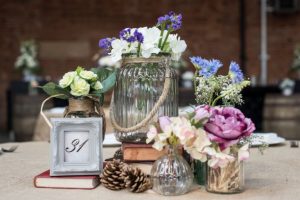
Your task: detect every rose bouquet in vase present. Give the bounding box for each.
[41,66,116,138]
[99,11,187,143]
[186,56,256,193]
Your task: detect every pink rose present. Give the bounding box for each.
[204,107,255,150]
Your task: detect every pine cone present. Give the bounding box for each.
[121,166,152,193]
[100,160,127,190]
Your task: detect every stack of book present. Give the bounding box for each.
[122,143,183,174]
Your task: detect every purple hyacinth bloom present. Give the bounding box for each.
[229,61,244,83]
[190,56,223,78]
[134,30,144,43]
[99,37,115,53]
[157,11,182,31]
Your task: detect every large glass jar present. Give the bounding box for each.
[206,160,244,194]
[150,145,194,196]
[111,54,178,143]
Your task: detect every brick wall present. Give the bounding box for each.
[0,0,300,131]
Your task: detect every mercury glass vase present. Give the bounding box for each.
[150,145,194,196]
[112,54,178,143]
[206,160,244,194]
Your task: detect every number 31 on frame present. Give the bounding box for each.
[50,118,103,176]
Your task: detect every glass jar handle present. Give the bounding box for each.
[110,67,171,133]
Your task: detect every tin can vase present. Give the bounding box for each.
[110,54,178,143]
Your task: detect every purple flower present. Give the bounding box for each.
[204,107,255,150]
[119,28,136,42]
[134,30,144,43]
[119,28,144,43]
[99,37,115,53]
[229,61,244,83]
[190,56,223,78]
[157,11,182,31]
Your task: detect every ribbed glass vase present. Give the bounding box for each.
[112,54,178,143]
[150,145,194,196]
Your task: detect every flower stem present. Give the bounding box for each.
[137,42,141,57]
[158,24,165,48]
[161,29,170,51]
[211,95,222,106]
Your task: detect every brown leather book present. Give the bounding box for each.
[122,143,182,162]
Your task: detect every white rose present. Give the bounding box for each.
[79,70,97,80]
[92,81,103,90]
[59,72,76,88]
[70,76,90,96]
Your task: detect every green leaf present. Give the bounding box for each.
[92,70,116,94]
[42,82,70,99]
[91,67,111,82]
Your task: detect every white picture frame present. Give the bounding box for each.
[50,118,103,176]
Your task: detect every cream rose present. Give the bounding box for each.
[79,70,97,81]
[92,81,103,90]
[70,76,90,96]
[59,72,76,88]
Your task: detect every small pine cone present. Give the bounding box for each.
[100,160,127,190]
[121,166,152,193]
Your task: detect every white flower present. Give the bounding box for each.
[238,143,250,161]
[206,147,235,169]
[98,56,121,68]
[59,72,76,88]
[169,36,187,61]
[109,39,128,62]
[140,27,161,58]
[184,128,211,162]
[92,81,103,90]
[70,76,90,96]
[79,70,97,81]
[146,125,158,144]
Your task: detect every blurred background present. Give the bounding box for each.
[1,0,300,142]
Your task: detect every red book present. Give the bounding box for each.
[33,170,100,189]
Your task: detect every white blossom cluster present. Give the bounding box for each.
[195,75,250,106]
[15,40,39,71]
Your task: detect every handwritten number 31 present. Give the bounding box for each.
[65,139,89,153]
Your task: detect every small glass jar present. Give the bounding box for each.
[150,145,193,196]
[206,160,244,194]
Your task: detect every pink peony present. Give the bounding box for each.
[204,106,255,150]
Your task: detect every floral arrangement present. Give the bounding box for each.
[15,40,39,73]
[99,11,187,62]
[147,56,257,169]
[42,66,116,105]
[190,56,250,106]
[147,105,255,169]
